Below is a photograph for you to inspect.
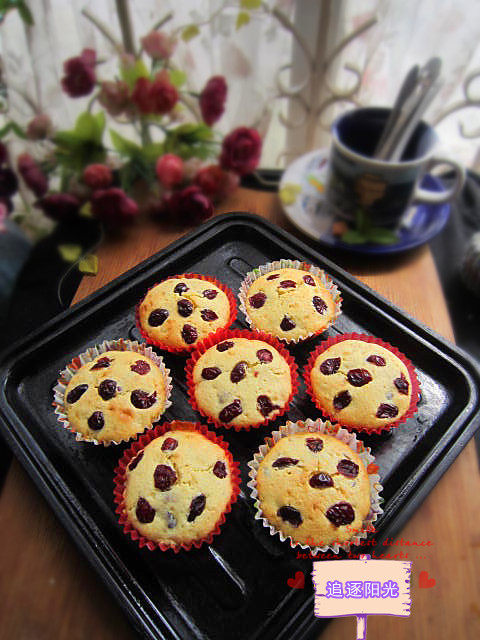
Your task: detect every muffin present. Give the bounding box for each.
[137,274,236,352]
[187,331,297,430]
[61,348,169,444]
[255,430,371,548]
[116,422,239,551]
[240,264,339,342]
[306,334,418,431]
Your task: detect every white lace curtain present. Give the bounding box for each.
[1,0,480,169]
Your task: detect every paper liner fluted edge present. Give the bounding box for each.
[238,259,342,344]
[52,338,173,446]
[246,418,383,555]
[185,328,299,431]
[135,273,238,354]
[113,420,241,552]
[304,332,420,435]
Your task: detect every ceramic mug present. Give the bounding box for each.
[325,107,465,227]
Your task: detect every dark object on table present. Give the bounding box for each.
[0,214,479,640]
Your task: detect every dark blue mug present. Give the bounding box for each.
[325,107,465,227]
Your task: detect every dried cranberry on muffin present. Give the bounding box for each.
[256,431,371,547]
[243,267,337,341]
[63,350,168,444]
[307,337,416,431]
[137,275,235,351]
[189,335,295,429]
[122,428,236,549]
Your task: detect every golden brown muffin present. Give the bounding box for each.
[256,432,370,546]
[138,277,231,350]
[309,339,412,430]
[124,429,235,546]
[192,337,292,428]
[64,350,167,443]
[244,267,336,341]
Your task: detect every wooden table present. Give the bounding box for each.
[1,188,479,640]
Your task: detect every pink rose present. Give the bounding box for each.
[141,31,177,60]
[26,114,52,140]
[83,164,113,190]
[98,81,130,117]
[37,193,80,221]
[199,76,227,126]
[61,49,96,98]
[220,127,262,176]
[17,153,48,197]
[155,154,183,188]
[194,164,239,201]
[91,187,139,226]
[0,202,8,232]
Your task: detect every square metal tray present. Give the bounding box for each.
[1,213,479,640]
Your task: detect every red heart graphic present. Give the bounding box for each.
[287,571,305,589]
[419,571,436,588]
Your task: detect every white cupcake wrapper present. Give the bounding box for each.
[53,338,173,446]
[247,418,383,555]
[238,259,342,343]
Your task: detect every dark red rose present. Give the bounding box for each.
[0,143,7,165]
[199,76,227,126]
[194,164,239,201]
[155,154,183,188]
[159,185,213,226]
[83,164,113,190]
[220,127,262,176]
[131,77,154,114]
[61,49,96,98]
[91,187,139,226]
[37,193,80,221]
[98,81,130,116]
[17,153,48,197]
[0,168,18,198]
[149,72,178,115]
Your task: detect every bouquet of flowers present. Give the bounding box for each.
[0,26,262,235]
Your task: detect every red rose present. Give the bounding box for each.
[0,143,7,165]
[17,153,48,197]
[155,154,183,188]
[83,164,113,190]
[150,72,178,115]
[220,127,262,176]
[0,167,18,198]
[61,49,96,98]
[194,164,239,201]
[26,114,52,140]
[131,78,153,114]
[91,187,139,226]
[199,76,227,126]
[98,81,130,117]
[141,31,177,60]
[0,201,7,232]
[160,185,213,226]
[37,193,79,221]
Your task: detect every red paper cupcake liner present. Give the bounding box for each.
[185,328,300,431]
[135,273,238,354]
[304,332,420,435]
[113,420,241,553]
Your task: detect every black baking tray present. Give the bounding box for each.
[1,212,480,640]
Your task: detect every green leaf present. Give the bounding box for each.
[79,254,98,276]
[366,227,398,245]
[168,69,187,88]
[236,11,251,29]
[16,0,33,25]
[240,0,261,9]
[110,129,142,156]
[58,244,82,263]
[163,123,216,160]
[142,142,165,163]
[355,208,369,234]
[341,229,368,245]
[0,120,26,139]
[181,24,200,42]
[120,58,149,90]
[74,111,105,144]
